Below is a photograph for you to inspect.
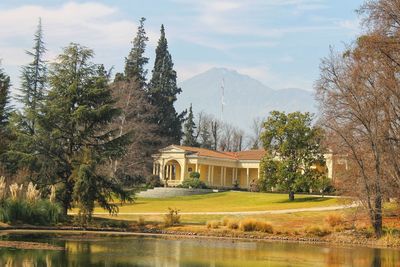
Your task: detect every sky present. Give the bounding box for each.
[0,0,364,98]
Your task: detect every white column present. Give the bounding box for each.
[257,167,260,179]
[153,163,156,175]
[223,167,226,186]
[181,159,187,181]
[208,166,211,184]
[246,168,250,188]
[160,161,165,180]
[235,168,238,183]
[169,165,173,179]
[211,166,214,186]
[195,163,199,172]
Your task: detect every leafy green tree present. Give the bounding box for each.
[34,43,131,216]
[182,104,198,147]
[148,25,185,144]
[17,18,47,135]
[259,111,325,201]
[124,17,149,88]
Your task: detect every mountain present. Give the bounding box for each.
[175,67,317,130]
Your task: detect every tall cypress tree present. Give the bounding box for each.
[149,25,185,144]
[18,18,46,135]
[124,17,149,88]
[182,104,198,147]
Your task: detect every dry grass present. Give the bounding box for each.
[227,219,239,230]
[206,220,221,229]
[138,217,145,227]
[325,213,345,228]
[164,208,180,227]
[304,225,331,237]
[239,219,273,233]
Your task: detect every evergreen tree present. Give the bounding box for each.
[35,43,131,216]
[124,17,149,89]
[18,18,46,135]
[0,64,11,164]
[148,25,185,144]
[182,104,198,147]
[199,123,212,149]
[0,65,11,130]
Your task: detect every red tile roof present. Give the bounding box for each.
[174,145,266,161]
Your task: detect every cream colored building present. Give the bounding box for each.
[153,145,335,189]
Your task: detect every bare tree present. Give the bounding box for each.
[109,80,161,185]
[248,117,264,149]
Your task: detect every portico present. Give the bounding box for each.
[152,145,265,189]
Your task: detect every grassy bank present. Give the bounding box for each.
[89,191,341,214]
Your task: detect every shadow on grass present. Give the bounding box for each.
[278,197,331,204]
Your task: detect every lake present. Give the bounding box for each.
[0,232,399,266]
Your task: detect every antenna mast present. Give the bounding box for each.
[221,78,225,121]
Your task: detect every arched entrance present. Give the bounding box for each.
[164,160,182,186]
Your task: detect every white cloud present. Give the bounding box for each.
[0,2,139,66]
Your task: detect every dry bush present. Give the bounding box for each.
[325,214,345,228]
[238,219,273,233]
[305,226,331,237]
[164,208,180,227]
[206,220,221,229]
[222,217,229,226]
[138,217,145,227]
[239,219,258,231]
[255,221,273,233]
[227,219,239,230]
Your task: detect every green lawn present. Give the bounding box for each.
[93,191,341,213]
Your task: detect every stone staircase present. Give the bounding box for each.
[137,187,216,198]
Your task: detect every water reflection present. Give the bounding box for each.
[0,234,399,267]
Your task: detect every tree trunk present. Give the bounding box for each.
[372,195,383,238]
[289,191,295,201]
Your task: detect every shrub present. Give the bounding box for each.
[325,214,345,228]
[239,219,273,233]
[0,198,62,225]
[227,219,239,230]
[305,226,331,237]
[206,220,221,229]
[239,219,258,231]
[146,175,161,188]
[181,177,207,189]
[164,208,180,227]
[254,221,273,233]
[138,217,145,227]
[189,172,200,179]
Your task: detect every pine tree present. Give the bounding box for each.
[199,123,212,149]
[35,43,131,216]
[124,17,149,88]
[0,64,11,161]
[182,104,198,147]
[0,65,11,130]
[18,18,46,135]
[148,25,185,144]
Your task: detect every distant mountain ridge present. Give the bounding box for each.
[175,67,317,130]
